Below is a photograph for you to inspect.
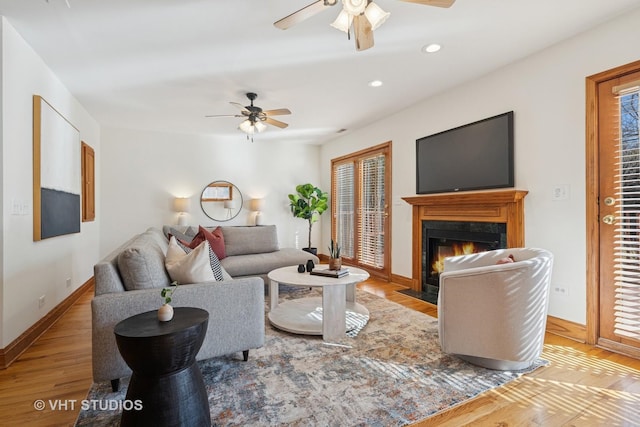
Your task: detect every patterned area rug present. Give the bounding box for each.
[76,288,546,426]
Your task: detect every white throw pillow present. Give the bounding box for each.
[165,236,216,284]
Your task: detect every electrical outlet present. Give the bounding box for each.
[553,285,569,296]
[38,295,45,308]
[66,278,71,288]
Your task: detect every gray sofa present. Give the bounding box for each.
[92,225,317,391]
[163,224,320,284]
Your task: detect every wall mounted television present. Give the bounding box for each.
[416,111,514,194]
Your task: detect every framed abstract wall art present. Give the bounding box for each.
[33,95,81,241]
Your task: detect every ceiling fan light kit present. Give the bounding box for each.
[239,119,266,135]
[207,92,290,141]
[275,0,455,51]
[330,10,353,33]
[343,0,367,15]
[330,1,389,47]
[363,3,391,31]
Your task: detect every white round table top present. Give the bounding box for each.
[268,265,370,287]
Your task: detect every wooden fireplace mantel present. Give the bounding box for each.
[402,189,528,293]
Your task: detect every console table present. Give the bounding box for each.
[114,307,210,427]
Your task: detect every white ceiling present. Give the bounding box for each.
[1,0,640,144]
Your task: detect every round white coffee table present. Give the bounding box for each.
[268,265,370,342]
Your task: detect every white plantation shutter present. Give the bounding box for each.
[613,85,640,341]
[359,154,385,268]
[334,162,355,258]
[332,146,388,271]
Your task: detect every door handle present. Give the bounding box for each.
[602,214,616,225]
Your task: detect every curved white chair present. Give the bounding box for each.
[438,248,553,370]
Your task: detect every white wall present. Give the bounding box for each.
[99,127,321,257]
[1,18,101,347]
[320,8,640,325]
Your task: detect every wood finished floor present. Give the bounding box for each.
[1,279,639,426]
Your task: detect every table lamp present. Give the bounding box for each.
[173,197,190,226]
[250,198,265,226]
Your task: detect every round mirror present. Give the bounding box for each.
[200,180,243,222]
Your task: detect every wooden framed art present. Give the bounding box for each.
[33,95,81,241]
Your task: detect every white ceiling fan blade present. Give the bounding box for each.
[205,114,244,118]
[230,102,250,113]
[397,0,456,7]
[274,1,332,30]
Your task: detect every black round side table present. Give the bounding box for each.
[114,307,210,427]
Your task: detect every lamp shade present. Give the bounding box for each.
[173,197,190,213]
[330,9,353,33]
[239,119,255,134]
[249,198,265,212]
[254,121,267,133]
[364,2,390,31]
[224,200,236,209]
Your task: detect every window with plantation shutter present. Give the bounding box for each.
[334,162,355,258]
[331,142,391,277]
[613,84,640,341]
[359,154,385,268]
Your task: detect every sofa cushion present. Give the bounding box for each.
[174,236,232,281]
[166,237,218,283]
[220,248,315,277]
[183,226,227,259]
[117,244,171,291]
[221,225,279,256]
[167,226,197,244]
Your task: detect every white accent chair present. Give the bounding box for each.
[438,248,553,370]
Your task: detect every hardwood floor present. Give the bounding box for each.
[0,288,92,427]
[1,279,639,426]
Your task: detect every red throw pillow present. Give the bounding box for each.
[180,225,226,260]
[496,254,515,265]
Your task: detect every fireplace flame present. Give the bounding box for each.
[431,242,479,274]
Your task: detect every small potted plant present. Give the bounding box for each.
[158,281,178,322]
[328,239,342,271]
[288,183,329,255]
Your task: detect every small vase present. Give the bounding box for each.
[306,259,315,272]
[329,257,342,271]
[158,304,174,322]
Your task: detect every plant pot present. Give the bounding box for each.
[302,247,318,256]
[329,257,342,271]
[158,304,174,322]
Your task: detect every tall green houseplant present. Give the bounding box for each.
[288,183,329,254]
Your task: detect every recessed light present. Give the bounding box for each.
[368,80,383,88]
[422,43,441,54]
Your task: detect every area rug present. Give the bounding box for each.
[75,288,546,426]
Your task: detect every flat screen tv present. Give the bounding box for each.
[416,111,514,194]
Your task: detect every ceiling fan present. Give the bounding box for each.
[206,92,291,138]
[274,0,456,51]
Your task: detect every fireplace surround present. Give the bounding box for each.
[422,220,507,304]
[402,189,528,304]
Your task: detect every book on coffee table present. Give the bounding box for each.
[310,268,350,278]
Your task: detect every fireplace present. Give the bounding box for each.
[421,221,507,304]
[402,189,528,305]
